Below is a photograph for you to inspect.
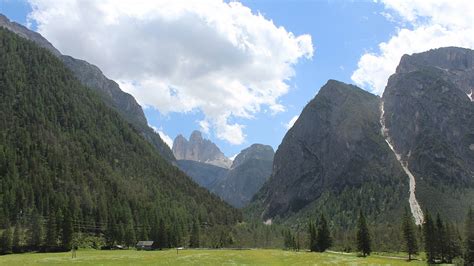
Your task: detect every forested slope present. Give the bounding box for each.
[0,28,240,251]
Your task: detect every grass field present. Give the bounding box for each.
[0,249,425,265]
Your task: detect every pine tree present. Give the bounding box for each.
[45,211,58,249]
[189,219,200,248]
[423,212,436,264]
[444,222,461,263]
[157,219,168,249]
[435,213,446,262]
[308,221,317,252]
[61,210,73,250]
[28,212,43,249]
[316,214,332,252]
[356,211,371,257]
[124,222,136,247]
[401,209,418,261]
[465,207,474,265]
[0,224,13,254]
[105,217,115,246]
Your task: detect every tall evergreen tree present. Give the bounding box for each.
[444,222,462,263]
[28,212,43,249]
[124,222,136,247]
[61,210,73,250]
[465,207,474,265]
[435,213,447,262]
[316,214,332,252]
[45,211,58,249]
[401,209,418,261]
[0,224,13,254]
[423,211,436,264]
[189,219,200,248]
[356,211,371,257]
[157,219,168,249]
[308,221,317,252]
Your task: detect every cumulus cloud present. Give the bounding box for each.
[149,125,173,149]
[285,115,299,130]
[27,0,313,145]
[352,0,474,95]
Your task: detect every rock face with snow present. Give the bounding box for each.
[172,131,232,169]
[382,47,474,219]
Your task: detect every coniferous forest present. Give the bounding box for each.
[0,28,241,253]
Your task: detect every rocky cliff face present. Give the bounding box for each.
[396,47,474,97]
[0,14,175,162]
[382,47,474,219]
[172,131,232,169]
[257,80,408,223]
[212,144,274,208]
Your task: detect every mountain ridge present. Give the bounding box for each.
[0,13,175,162]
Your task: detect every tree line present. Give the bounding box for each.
[282,208,474,265]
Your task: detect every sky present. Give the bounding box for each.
[1,0,473,158]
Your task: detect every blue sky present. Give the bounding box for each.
[2,0,471,158]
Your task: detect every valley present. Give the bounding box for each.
[0,3,473,265]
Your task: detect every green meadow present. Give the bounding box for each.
[0,249,424,265]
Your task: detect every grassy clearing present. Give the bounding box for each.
[0,249,425,265]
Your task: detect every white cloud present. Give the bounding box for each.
[352,0,474,95]
[285,115,299,130]
[149,125,173,148]
[27,0,313,145]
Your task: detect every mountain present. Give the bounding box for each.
[172,130,232,169]
[251,48,474,230]
[212,144,274,208]
[0,28,240,247]
[253,80,409,226]
[0,14,175,162]
[174,141,274,208]
[382,47,474,221]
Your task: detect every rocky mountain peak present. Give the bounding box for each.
[231,144,274,169]
[395,47,474,96]
[172,130,232,169]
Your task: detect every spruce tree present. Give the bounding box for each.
[435,213,446,262]
[465,207,474,265]
[444,222,461,263]
[356,211,371,257]
[28,212,43,249]
[189,219,200,248]
[316,214,332,252]
[45,211,58,250]
[308,221,317,252]
[423,212,436,264]
[124,222,136,247]
[157,219,168,249]
[402,209,418,261]
[61,210,73,250]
